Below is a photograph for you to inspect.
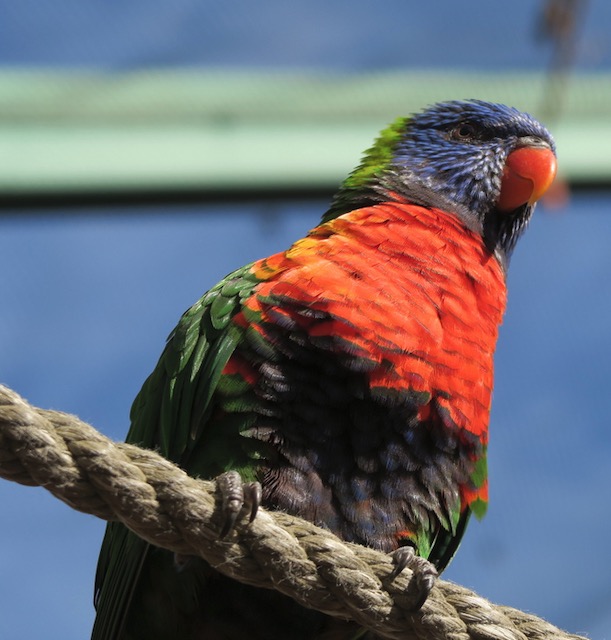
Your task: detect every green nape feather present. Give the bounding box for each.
[343,117,407,189]
[322,117,407,222]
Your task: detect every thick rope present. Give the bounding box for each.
[0,384,584,640]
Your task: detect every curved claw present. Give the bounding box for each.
[216,470,262,539]
[388,546,438,611]
[244,481,262,523]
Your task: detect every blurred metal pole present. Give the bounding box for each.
[537,0,588,121]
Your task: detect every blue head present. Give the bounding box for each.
[325,100,557,264]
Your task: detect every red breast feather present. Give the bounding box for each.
[220,202,506,554]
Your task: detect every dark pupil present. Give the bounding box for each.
[457,124,475,138]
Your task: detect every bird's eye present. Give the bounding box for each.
[451,123,477,141]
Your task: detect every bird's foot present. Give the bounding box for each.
[173,471,261,570]
[387,546,438,611]
[215,470,262,538]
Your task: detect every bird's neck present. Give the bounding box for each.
[322,174,478,233]
[321,183,387,223]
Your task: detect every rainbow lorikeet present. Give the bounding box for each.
[92,100,557,640]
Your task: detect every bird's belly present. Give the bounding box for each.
[250,394,475,553]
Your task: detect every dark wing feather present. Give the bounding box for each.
[92,264,258,639]
[427,509,471,573]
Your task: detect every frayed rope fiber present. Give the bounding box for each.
[0,384,585,640]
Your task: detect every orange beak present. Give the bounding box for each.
[497,146,557,212]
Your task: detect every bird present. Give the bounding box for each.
[92,99,557,640]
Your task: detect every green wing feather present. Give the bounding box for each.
[427,510,471,573]
[92,264,259,639]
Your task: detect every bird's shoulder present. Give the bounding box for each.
[126,262,263,461]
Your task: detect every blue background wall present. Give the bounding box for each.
[0,2,609,638]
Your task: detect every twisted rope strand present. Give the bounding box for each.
[0,384,584,640]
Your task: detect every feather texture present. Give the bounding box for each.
[92,100,556,640]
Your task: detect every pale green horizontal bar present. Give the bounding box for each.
[0,69,609,194]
